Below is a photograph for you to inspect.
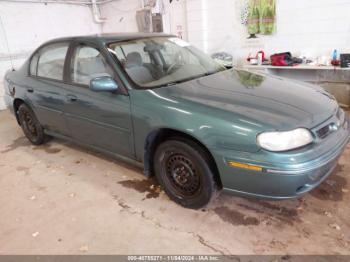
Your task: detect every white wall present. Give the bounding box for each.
[101,0,141,33]
[101,0,188,40]
[163,0,188,40]
[186,0,237,53]
[0,2,101,109]
[240,0,350,63]
[185,0,350,64]
[101,0,350,63]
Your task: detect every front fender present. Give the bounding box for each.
[130,89,261,162]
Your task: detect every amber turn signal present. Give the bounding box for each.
[228,162,263,172]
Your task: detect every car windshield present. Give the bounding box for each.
[108,37,226,88]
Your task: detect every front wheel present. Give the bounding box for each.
[17,103,46,145]
[154,138,218,209]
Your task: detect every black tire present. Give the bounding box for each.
[17,103,46,145]
[154,138,218,209]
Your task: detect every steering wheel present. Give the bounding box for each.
[166,62,178,74]
[166,51,184,75]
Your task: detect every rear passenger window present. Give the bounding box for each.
[37,43,69,80]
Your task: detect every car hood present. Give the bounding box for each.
[155,69,338,131]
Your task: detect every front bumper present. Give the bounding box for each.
[214,116,350,200]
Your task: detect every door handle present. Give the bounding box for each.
[66,94,77,102]
[27,88,34,93]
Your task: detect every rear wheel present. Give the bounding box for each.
[18,103,46,145]
[154,138,218,209]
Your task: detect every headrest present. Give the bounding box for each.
[125,52,143,68]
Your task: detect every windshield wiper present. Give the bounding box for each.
[165,71,219,87]
[204,71,219,76]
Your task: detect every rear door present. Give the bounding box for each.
[27,42,71,136]
[62,41,134,158]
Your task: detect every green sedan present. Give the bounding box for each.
[4,33,350,209]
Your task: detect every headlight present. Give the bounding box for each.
[257,128,313,152]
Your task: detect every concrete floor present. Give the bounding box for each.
[0,109,349,255]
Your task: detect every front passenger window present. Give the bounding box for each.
[71,46,113,86]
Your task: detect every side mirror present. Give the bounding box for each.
[90,76,119,92]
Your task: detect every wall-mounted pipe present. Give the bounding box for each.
[91,0,106,23]
[0,0,112,24]
[0,0,115,5]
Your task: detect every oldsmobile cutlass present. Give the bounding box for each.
[4,33,350,209]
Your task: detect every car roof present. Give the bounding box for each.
[46,32,175,45]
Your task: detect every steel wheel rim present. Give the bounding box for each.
[22,110,38,139]
[163,152,202,198]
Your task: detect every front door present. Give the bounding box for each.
[63,43,134,158]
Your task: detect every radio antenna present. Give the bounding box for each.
[0,14,14,71]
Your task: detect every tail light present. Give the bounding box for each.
[9,85,15,97]
[4,77,15,96]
